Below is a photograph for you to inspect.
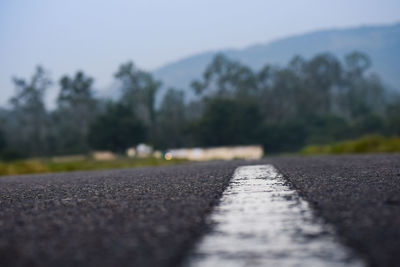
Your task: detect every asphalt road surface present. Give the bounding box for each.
[0,154,399,267]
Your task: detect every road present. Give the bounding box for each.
[0,154,399,267]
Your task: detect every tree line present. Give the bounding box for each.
[0,51,399,159]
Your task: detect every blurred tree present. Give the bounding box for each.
[155,88,188,149]
[88,102,146,152]
[265,68,299,122]
[1,51,395,158]
[194,98,262,146]
[345,51,371,80]
[304,114,352,144]
[115,62,161,127]
[189,51,393,153]
[0,127,5,153]
[353,114,385,136]
[261,120,307,153]
[8,66,51,156]
[255,64,275,120]
[53,71,97,154]
[304,53,342,114]
[385,97,400,135]
[339,52,385,119]
[191,54,257,99]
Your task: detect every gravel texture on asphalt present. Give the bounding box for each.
[0,161,244,267]
[0,154,399,267]
[267,154,400,267]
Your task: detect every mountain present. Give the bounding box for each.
[153,22,400,102]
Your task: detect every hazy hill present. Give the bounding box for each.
[153,22,400,101]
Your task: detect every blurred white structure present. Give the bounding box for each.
[165,145,263,161]
[136,143,153,158]
[127,145,161,158]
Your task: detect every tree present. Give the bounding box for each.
[339,52,385,119]
[345,51,371,80]
[303,53,342,114]
[53,71,97,154]
[385,97,400,135]
[88,102,146,152]
[155,88,188,149]
[8,66,51,156]
[0,50,393,158]
[194,98,262,146]
[115,62,161,127]
[263,68,300,122]
[0,127,5,153]
[191,54,257,99]
[261,120,307,153]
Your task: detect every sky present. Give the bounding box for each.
[1,0,400,107]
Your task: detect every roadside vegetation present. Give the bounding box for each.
[0,157,186,176]
[1,51,400,171]
[301,135,400,154]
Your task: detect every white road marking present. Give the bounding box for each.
[186,165,365,267]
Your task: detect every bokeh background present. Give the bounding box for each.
[1,0,399,174]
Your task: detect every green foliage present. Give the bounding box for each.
[188,51,396,153]
[58,71,95,108]
[304,114,351,144]
[301,135,400,154]
[261,121,307,153]
[8,66,52,156]
[191,54,257,99]
[88,102,146,152]
[0,128,5,152]
[154,88,189,149]
[0,149,25,162]
[115,61,161,126]
[2,50,400,167]
[345,51,371,79]
[385,99,400,135]
[193,98,263,147]
[53,71,97,154]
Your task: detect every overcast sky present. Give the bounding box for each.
[1,0,400,106]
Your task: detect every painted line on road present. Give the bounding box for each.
[186,164,365,267]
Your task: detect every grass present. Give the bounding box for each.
[0,157,187,176]
[300,134,400,155]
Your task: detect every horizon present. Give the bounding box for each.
[1,0,400,107]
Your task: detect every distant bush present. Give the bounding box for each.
[300,135,400,154]
[0,149,25,161]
